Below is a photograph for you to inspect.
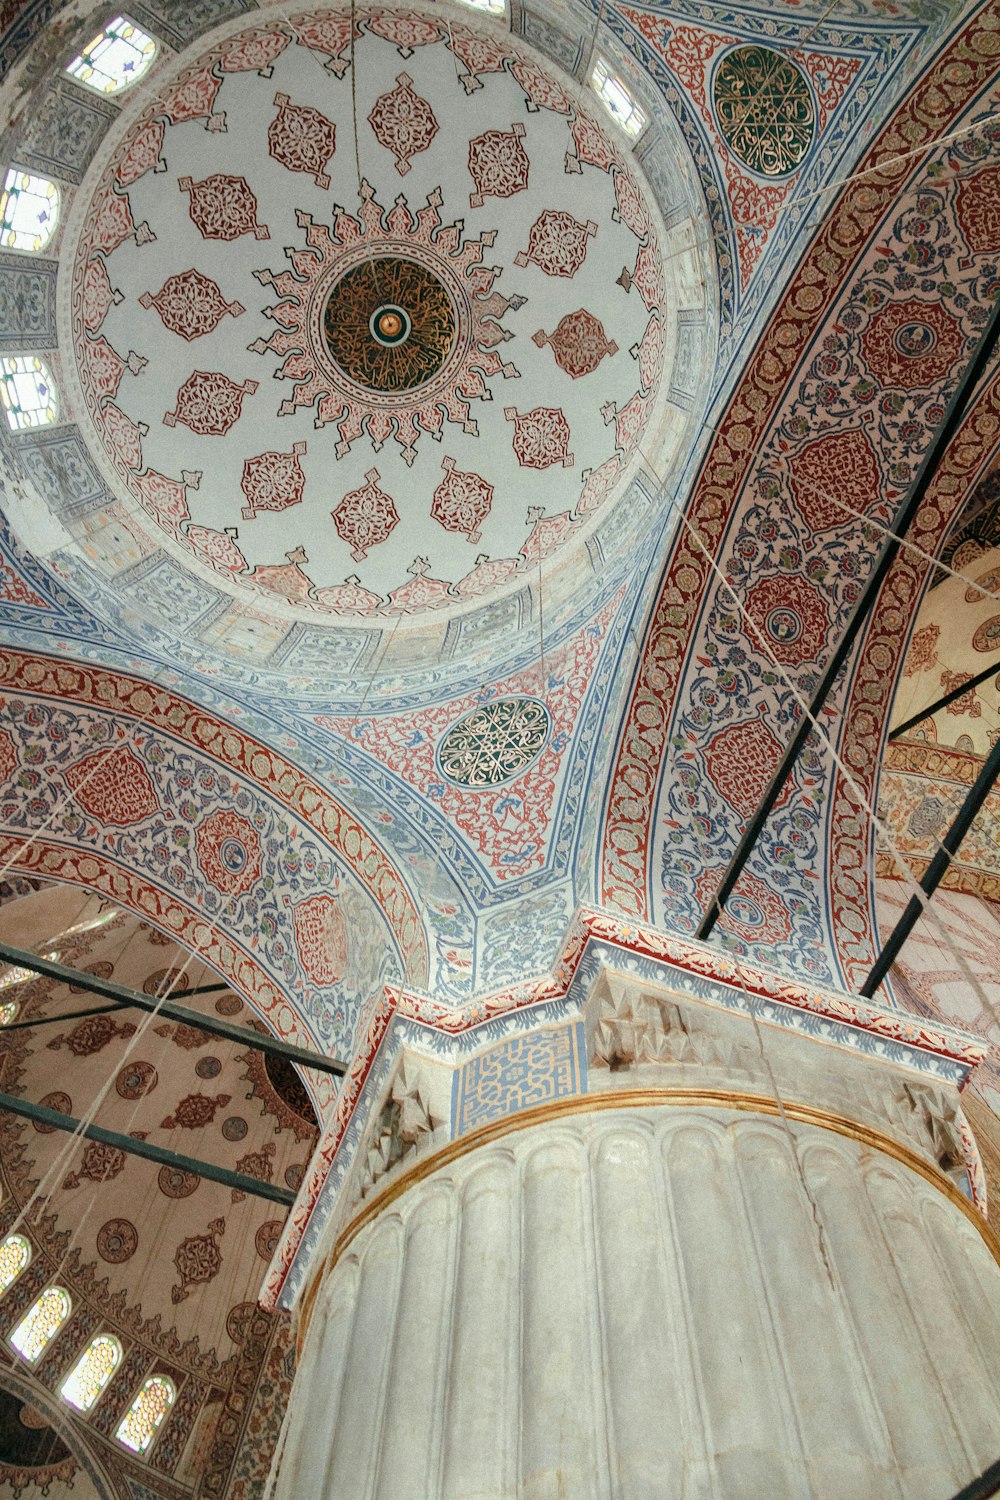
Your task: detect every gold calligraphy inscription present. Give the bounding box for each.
[713,45,815,178]
[323,257,456,391]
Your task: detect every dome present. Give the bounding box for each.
[16,0,712,691]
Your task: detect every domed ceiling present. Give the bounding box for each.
[57,4,695,632]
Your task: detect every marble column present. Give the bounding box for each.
[275,1098,1000,1500]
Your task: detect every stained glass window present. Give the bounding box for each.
[60,1333,122,1411]
[116,1376,174,1454]
[0,1234,30,1293]
[0,952,60,992]
[0,1000,18,1024]
[10,1286,71,1361]
[456,0,505,13]
[0,169,59,253]
[66,16,156,95]
[590,58,647,138]
[0,356,57,431]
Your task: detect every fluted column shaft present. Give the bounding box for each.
[276,1103,1000,1500]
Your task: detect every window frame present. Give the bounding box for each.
[60,1332,124,1412]
[0,355,59,432]
[65,13,157,98]
[9,1285,72,1363]
[0,167,60,255]
[0,1233,31,1296]
[590,56,648,139]
[115,1374,176,1455]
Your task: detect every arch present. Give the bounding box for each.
[115,1374,175,1454]
[0,1233,30,1294]
[60,1333,123,1412]
[9,1285,71,1361]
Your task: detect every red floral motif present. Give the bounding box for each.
[566,111,620,174]
[164,371,257,435]
[510,58,573,114]
[116,119,164,187]
[695,868,792,944]
[703,717,792,820]
[384,556,454,614]
[504,406,574,469]
[195,809,262,897]
[786,428,880,537]
[249,550,314,604]
[102,404,146,471]
[63,744,159,827]
[154,1022,212,1049]
[602,391,650,459]
[455,555,518,597]
[744,574,831,669]
[431,457,494,542]
[179,174,269,241]
[577,456,622,516]
[291,14,357,75]
[92,189,152,255]
[446,23,508,92]
[291,894,349,985]
[82,259,122,332]
[0,563,46,609]
[241,442,307,519]
[0,730,16,785]
[161,1095,232,1131]
[633,314,665,394]
[520,507,578,564]
[160,67,221,125]
[82,336,126,405]
[218,27,288,74]
[368,12,442,52]
[860,298,964,389]
[332,468,400,559]
[904,623,940,677]
[514,210,596,277]
[368,72,439,176]
[139,269,244,341]
[256,185,520,465]
[954,162,1000,253]
[614,170,650,238]
[184,524,247,575]
[47,1016,137,1057]
[533,309,618,379]
[133,468,199,533]
[468,123,529,207]
[268,92,337,188]
[172,1216,225,1304]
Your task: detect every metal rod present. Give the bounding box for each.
[0,1091,295,1206]
[949,1458,1000,1500]
[0,942,347,1077]
[860,729,1000,997]
[170,983,228,999]
[0,1000,129,1033]
[696,292,1000,943]
[888,658,1000,740]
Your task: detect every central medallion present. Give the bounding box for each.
[323,257,456,392]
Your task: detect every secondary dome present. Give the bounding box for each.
[59,4,695,629]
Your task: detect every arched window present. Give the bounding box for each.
[116,1375,174,1454]
[61,1333,122,1412]
[0,1000,18,1025]
[10,1285,71,1361]
[0,169,59,253]
[0,1233,30,1294]
[66,15,156,95]
[590,57,647,138]
[456,0,505,12]
[0,356,58,430]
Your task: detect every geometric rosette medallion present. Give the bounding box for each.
[62,5,685,631]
